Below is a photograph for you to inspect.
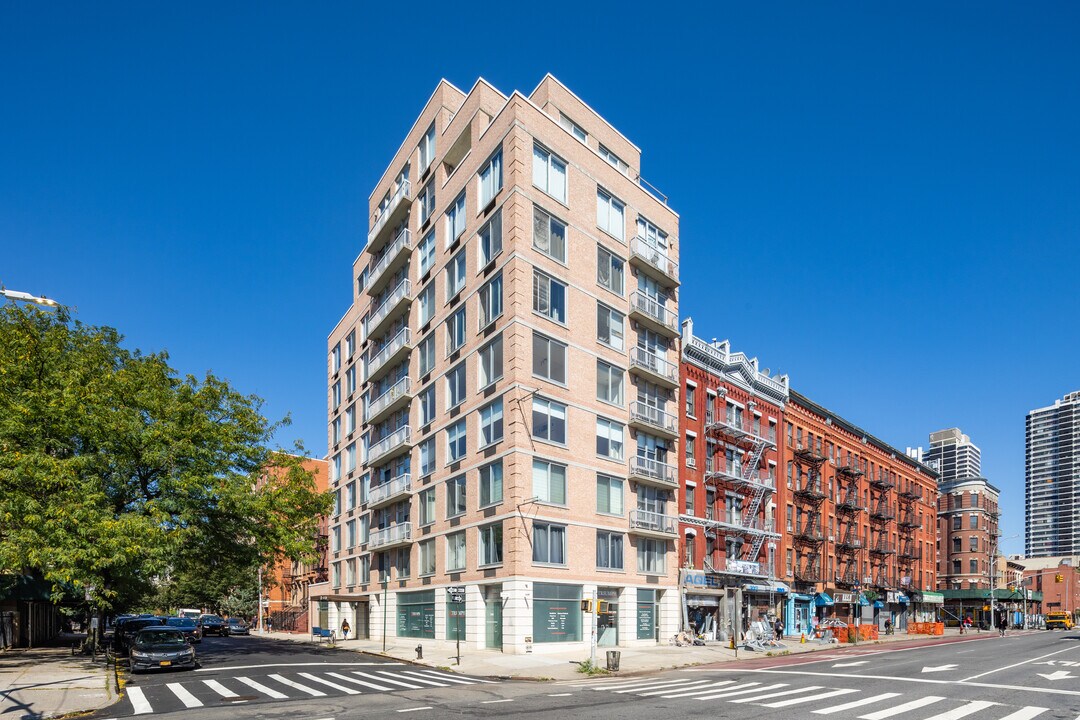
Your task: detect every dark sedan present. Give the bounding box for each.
[165,616,202,643]
[198,614,228,636]
[226,617,250,636]
[129,627,197,673]
[115,616,169,653]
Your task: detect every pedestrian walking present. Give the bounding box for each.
[266,615,273,633]
[341,619,351,641]
[774,617,784,641]
[996,613,1007,637]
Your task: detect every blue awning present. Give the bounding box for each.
[815,593,834,606]
[793,593,814,601]
[873,600,884,608]
[859,594,871,606]
[898,594,910,604]
[743,584,772,593]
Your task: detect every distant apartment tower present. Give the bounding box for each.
[677,319,789,639]
[319,76,680,653]
[1026,391,1080,557]
[924,428,981,483]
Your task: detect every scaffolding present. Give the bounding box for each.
[696,400,779,574]
[868,468,896,592]
[791,441,827,587]
[834,456,864,589]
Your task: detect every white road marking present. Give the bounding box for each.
[298,672,360,694]
[813,692,901,714]
[635,680,716,696]
[352,671,419,689]
[656,682,751,699]
[268,673,327,696]
[860,696,947,720]
[922,664,959,673]
[403,670,473,685]
[385,671,446,687]
[761,688,859,708]
[328,671,392,691]
[166,682,204,708]
[548,693,574,696]
[235,676,289,699]
[195,662,402,672]
[994,708,1047,720]
[1037,671,1075,681]
[920,700,998,720]
[397,707,431,713]
[833,661,868,667]
[961,645,1080,682]
[126,687,153,715]
[612,678,699,693]
[695,683,787,701]
[730,685,825,703]
[203,679,239,698]
[414,669,498,684]
[481,699,514,704]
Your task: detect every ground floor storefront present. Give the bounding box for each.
[681,570,788,641]
[310,579,678,654]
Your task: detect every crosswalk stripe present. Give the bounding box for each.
[860,696,947,720]
[730,685,825,704]
[636,680,717,696]
[695,683,788,701]
[611,679,699,693]
[813,692,901,715]
[268,674,327,697]
[997,708,1049,720]
[592,677,691,690]
[203,679,240,698]
[353,671,419,689]
[761,688,858,708]
[660,682,764,699]
[126,687,153,715]
[328,671,392,691]
[298,672,361,694]
[166,682,204,708]
[403,670,472,685]
[235,676,289,699]
[387,672,446,687]
[920,701,999,720]
[413,669,498,684]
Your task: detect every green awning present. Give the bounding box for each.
[919,591,945,604]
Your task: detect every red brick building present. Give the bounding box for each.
[678,319,789,640]
[780,392,939,633]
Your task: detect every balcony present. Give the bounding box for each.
[366,278,412,340]
[705,413,776,447]
[628,290,679,337]
[366,327,412,384]
[629,400,678,439]
[628,509,678,539]
[704,457,775,492]
[367,180,412,248]
[628,347,678,388]
[369,522,412,550]
[708,515,777,536]
[367,229,412,297]
[364,377,413,426]
[367,426,412,465]
[629,455,678,489]
[367,474,412,509]
[630,235,679,285]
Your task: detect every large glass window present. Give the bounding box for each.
[419,487,436,526]
[418,333,435,376]
[419,385,436,426]
[446,363,466,408]
[418,282,435,325]
[596,188,625,240]
[418,181,435,225]
[418,230,436,276]
[478,149,502,206]
[445,191,466,247]
[478,335,503,388]
[532,332,567,383]
[446,532,466,572]
[532,583,581,643]
[533,270,566,323]
[419,438,436,476]
[479,274,503,329]
[596,531,624,570]
[532,460,567,505]
[637,537,666,574]
[533,206,567,262]
[418,123,435,173]
[479,398,504,447]
[596,474,624,516]
[597,304,625,350]
[397,590,435,639]
[532,144,567,202]
[446,251,466,299]
[479,209,502,266]
[596,361,624,405]
[597,246,625,295]
[596,419,624,460]
[479,461,503,507]
[446,307,467,353]
[479,522,503,566]
[532,397,567,444]
[532,522,567,564]
[447,475,466,518]
[419,539,435,576]
[447,419,467,462]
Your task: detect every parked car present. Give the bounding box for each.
[198,614,228,636]
[165,617,202,643]
[1046,611,1074,630]
[129,627,197,673]
[115,616,169,653]
[226,618,250,636]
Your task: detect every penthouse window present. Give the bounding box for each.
[596,188,625,241]
[478,149,502,207]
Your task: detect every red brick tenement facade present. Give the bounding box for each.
[936,477,1000,590]
[678,318,790,639]
[781,391,939,633]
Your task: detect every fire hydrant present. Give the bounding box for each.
[416,644,423,660]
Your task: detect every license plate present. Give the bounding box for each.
[159,660,171,667]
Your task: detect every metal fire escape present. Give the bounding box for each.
[897,481,924,587]
[868,468,897,590]
[792,442,827,587]
[835,456,865,588]
[700,399,777,572]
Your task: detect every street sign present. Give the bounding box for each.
[447,586,466,603]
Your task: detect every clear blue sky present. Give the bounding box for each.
[3,2,1077,555]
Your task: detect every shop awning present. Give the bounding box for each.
[898,594,910,604]
[859,594,871,606]
[793,593,814,601]
[920,591,945,604]
[770,581,790,594]
[873,600,884,608]
[743,584,773,593]
[815,593,834,606]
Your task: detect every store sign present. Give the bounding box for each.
[680,570,725,590]
[727,559,762,575]
[887,591,900,604]
[834,593,855,603]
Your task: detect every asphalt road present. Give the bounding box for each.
[97,629,1080,720]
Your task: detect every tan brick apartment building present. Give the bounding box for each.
[317,76,680,653]
[781,392,940,632]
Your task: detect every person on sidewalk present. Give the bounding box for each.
[996,613,1007,637]
[266,616,273,633]
[774,617,784,641]
[341,619,351,641]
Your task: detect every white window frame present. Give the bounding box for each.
[418,181,436,226]
[532,459,567,506]
[596,530,624,570]
[419,437,436,477]
[418,282,435,325]
[419,486,436,526]
[596,361,624,405]
[478,208,502,266]
[479,273,503,330]
[478,149,503,207]
[533,205,567,262]
[419,538,436,576]
[596,188,625,241]
[446,531,466,572]
[418,123,435,173]
[559,112,587,143]
[532,269,566,324]
[532,397,567,445]
[596,417,625,461]
[531,521,567,565]
[479,398,504,448]
[418,230,436,277]
[596,473,624,516]
[479,522,503,567]
[597,303,625,350]
[532,143,567,202]
[446,418,467,463]
[445,192,466,247]
[597,245,625,296]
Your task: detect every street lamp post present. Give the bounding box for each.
[0,288,59,307]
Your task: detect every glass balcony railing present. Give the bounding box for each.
[366,278,412,338]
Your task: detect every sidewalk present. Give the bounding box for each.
[0,642,116,720]
[258,625,1014,681]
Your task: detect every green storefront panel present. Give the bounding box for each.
[636,588,656,640]
[533,583,582,643]
[397,590,435,639]
[446,600,466,640]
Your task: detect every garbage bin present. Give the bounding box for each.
[606,650,621,672]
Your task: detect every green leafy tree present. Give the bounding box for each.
[0,304,332,621]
